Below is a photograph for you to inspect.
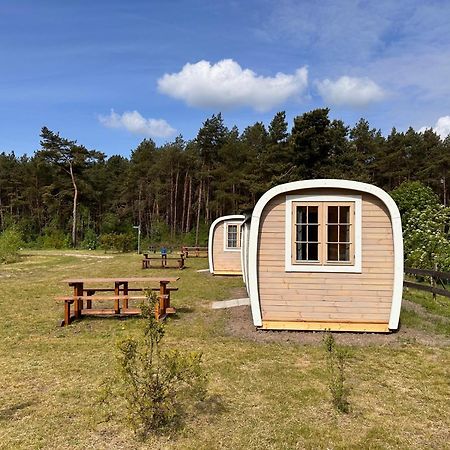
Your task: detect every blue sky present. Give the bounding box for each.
[1,0,450,156]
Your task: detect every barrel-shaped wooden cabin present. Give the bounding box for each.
[208,215,245,275]
[247,180,403,332]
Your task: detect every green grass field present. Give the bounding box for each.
[0,250,449,449]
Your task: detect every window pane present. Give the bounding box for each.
[328,225,338,243]
[328,206,338,223]
[308,243,318,261]
[296,225,307,241]
[308,206,318,224]
[339,225,350,243]
[340,206,350,223]
[308,225,318,242]
[339,244,350,261]
[297,206,307,224]
[328,243,339,261]
[296,242,307,261]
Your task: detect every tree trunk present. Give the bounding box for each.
[0,196,4,231]
[205,178,210,224]
[138,183,143,229]
[195,179,203,245]
[232,183,236,213]
[169,167,174,228]
[186,175,192,233]
[181,171,188,234]
[69,162,78,247]
[173,170,179,236]
[443,176,447,207]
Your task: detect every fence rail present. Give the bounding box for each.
[404,267,450,299]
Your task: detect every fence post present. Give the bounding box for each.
[432,259,438,301]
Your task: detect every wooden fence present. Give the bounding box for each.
[404,267,450,299]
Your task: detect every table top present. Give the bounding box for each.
[62,277,179,284]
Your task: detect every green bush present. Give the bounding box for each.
[183,223,209,246]
[323,331,350,413]
[80,228,98,250]
[36,227,71,249]
[402,205,450,270]
[391,181,450,270]
[149,220,171,244]
[0,227,23,263]
[391,181,440,222]
[116,294,207,438]
[99,233,136,252]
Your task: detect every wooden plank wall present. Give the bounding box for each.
[257,189,394,323]
[213,222,242,273]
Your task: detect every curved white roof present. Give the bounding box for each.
[208,215,245,274]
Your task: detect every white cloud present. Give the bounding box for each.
[157,59,308,112]
[419,116,450,139]
[316,76,386,107]
[98,110,176,138]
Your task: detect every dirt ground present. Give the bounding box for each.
[223,295,450,348]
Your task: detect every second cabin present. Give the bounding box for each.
[246,179,404,333]
[208,215,245,275]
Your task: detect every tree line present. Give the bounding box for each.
[0,108,448,248]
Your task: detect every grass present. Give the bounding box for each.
[402,280,450,336]
[0,250,449,449]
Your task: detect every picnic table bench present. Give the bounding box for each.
[181,246,208,258]
[142,253,185,269]
[56,277,179,326]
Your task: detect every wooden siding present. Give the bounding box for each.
[257,189,394,323]
[213,222,242,273]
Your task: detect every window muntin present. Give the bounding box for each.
[292,202,354,266]
[225,223,241,249]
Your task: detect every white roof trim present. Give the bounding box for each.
[247,179,403,330]
[208,215,245,274]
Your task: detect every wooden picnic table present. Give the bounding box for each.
[181,246,208,258]
[57,277,179,326]
[142,253,185,269]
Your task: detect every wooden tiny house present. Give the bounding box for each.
[247,180,403,332]
[208,215,245,275]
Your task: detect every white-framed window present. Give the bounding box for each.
[224,222,241,251]
[285,194,362,272]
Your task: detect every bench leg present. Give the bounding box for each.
[73,283,83,320]
[114,283,120,314]
[86,290,94,309]
[159,283,169,317]
[64,301,71,326]
[123,283,129,310]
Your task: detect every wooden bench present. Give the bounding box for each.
[57,277,179,326]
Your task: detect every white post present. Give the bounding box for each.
[133,225,141,254]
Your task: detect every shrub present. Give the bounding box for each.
[116,293,207,438]
[391,181,440,221]
[323,331,350,413]
[80,228,98,250]
[391,181,450,270]
[0,227,23,263]
[99,233,136,252]
[36,227,71,249]
[402,204,450,270]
